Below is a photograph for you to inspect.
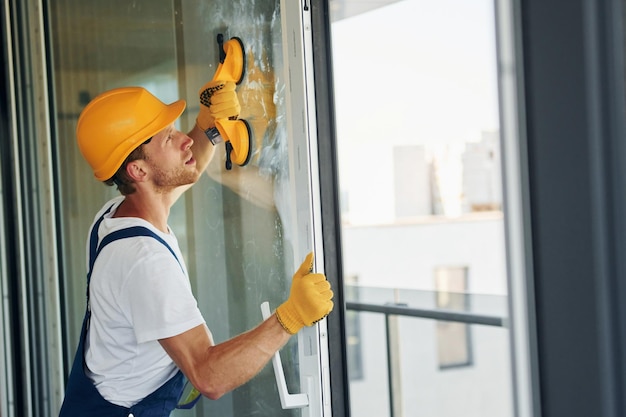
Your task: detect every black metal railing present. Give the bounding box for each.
[346,301,506,327]
[345,301,507,417]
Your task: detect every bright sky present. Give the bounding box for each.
[331,0,500,222]
[331,0,498,147]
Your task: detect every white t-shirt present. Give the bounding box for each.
[84,196,205,407]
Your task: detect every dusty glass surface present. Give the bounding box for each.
[50,1,303,415]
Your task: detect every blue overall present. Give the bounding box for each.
[59,206,200,416]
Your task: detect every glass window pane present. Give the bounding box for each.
[50,1,312,415]
[330,0,513,416]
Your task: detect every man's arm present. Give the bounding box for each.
[173,80,238,199]
[190,80,239,178]
[189,123,216,174]
[159,314,290,400]
[159,252,333,400]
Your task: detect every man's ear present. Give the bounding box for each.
[126,160,148,182]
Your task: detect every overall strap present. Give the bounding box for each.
[88,204,116,282]
[92,226,184,276]
[87,205,183,286]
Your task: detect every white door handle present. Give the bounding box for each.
[261,301,309,409]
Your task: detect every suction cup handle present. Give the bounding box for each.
[217,34,226,64]
[225,142,234,170]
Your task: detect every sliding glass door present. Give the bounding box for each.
[49,0,330,416]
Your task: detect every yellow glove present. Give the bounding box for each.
[196,80,241,131]
[276,252,334,334]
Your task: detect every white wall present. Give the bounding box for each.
[341,214,507,295]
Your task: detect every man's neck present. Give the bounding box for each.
[113,191,173,234]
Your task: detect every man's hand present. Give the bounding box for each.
[196,80,241,131]
[275,252,334,334]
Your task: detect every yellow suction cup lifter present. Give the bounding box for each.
[215,118,252,170]
[213,34,246,85]
[208,33,251,170]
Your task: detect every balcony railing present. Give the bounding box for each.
[344,286,511,417]
[346,301,506,327]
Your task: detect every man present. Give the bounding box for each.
[58,81,334,417]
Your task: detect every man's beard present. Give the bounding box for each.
[147,159,198,193]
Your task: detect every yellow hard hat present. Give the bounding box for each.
[76,87,186,181]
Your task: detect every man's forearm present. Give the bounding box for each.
[197,314,291,399]
[160,314,291,401]
[189,123,217,174]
